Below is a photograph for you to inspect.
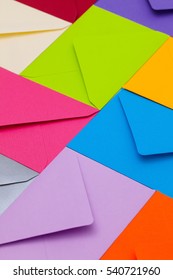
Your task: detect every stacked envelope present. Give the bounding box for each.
[0,0,173,260]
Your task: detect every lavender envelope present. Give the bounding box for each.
[96,0,173,35]
[0,148,154,259]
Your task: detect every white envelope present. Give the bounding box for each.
[0,0,71,73]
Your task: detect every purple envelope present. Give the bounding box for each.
[0,148,154,259]
[96,0,173,35]
[148,0,173,10]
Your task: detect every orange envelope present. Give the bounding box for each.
[0,68,98,172]
[101,192,173,260]
[124,37,173,109]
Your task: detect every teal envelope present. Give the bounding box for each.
[68,89,173,198]
[21,6,168,109]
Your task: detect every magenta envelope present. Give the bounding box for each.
[0,148,154,259]
[0,67,98,172]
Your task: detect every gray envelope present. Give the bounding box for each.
[0,155,38,214]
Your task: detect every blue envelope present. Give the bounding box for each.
[68,89,173,198]
[96,0,173,36]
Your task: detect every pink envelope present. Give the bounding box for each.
[0,67,98,172]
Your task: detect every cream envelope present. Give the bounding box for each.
[0,0,71,74]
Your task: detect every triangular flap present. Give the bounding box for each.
[73,31,167,109]
[124,38,173,110]
[0,148,93,245]
[119,89,173,156]
[0,155,38,186]
[0,68,98,127]
[148,0,173,10]
[0,0,70,35]
[16,0,77,23]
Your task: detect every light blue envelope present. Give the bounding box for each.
[68,89,173,198]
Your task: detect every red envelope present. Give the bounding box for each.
[0,67,98,172]
[16,0,97,22]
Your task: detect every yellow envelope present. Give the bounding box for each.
[124,37,173,109]
[0,0,71,74]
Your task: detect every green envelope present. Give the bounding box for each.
[21,6,168,109]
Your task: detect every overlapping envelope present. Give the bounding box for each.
[16,0,97,23]
[0,148,154,259]
[20,6,168,109]
[124,38,173,109]
[101,192,173,260]
[96,0,173,36]
[0,155,38,215]
[68,89,173,198]
[0,0,71,74]
[1,0,173,261]
[148,0,173,11]
[0,67,97,172]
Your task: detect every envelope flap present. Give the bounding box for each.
[73,30,167,109]
[0,0,70,35]
[0,148,93,245]
[0,154,38,186]
[119,89,173,156]
[0,68,98,127]
[148,0,173,10]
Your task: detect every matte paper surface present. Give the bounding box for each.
[21,6,168,109]
[0,148,153,259]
